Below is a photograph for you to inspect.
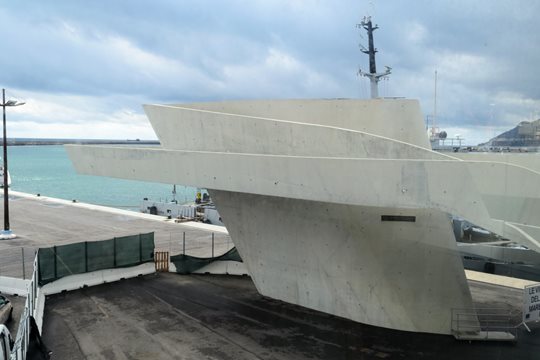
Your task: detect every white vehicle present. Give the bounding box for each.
[0,296,12,325]
[0,324,12,360]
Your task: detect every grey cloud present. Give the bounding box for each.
[0,0,539,143]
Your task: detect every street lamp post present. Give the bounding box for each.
[1,88,24,240]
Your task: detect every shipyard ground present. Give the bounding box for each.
[41,273,538,360]
[0,192,538,359]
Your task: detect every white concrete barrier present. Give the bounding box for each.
[41,262,156,296]
[0,276,30,296]
[35,287,46,332]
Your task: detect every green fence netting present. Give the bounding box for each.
[170,247,243,274]
[38,232,155,285]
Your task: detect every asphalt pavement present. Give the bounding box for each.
[42,273,539,360]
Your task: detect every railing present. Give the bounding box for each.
[0,247,36,280]
[37,232,155,286]
[10,254,39,360]
[0,231,232,280]
[451,307,520,341]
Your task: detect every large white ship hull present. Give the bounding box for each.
[66,98,540,335]
[211,190,472,334]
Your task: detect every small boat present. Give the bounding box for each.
[141,186,224,225]
[0,166,11,188]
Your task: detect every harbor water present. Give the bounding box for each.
[8,145,198,210]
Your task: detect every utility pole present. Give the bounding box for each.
[431,70,438,138]
[1,89,24,240]
[2,89,8,235]
[358,16,391,98]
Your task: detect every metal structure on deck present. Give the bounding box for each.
[451,307,520,342]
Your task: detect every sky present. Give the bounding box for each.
[1,0,539,145]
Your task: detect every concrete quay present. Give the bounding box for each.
[0,191,232,279]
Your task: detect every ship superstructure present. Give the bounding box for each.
[66,96,540,335]
[64,18,540,336]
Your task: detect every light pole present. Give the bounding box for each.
[1,88,24,240]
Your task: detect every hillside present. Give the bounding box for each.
[480,119,540,147]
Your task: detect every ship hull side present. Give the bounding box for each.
[210,190,474,335]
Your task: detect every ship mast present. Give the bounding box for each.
[358,16,391,98]
[431,70,438,138]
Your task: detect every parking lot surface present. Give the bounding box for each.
[42,273,539,360]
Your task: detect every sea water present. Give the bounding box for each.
[8,145,198,210]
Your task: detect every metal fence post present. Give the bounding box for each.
[113,237,117,268]
[36,250,40,286]
[53,245,57,279]
[183,232,185,255]
[212,232,215,258]
[21,247,25,280]
[139,233,142,263]
[85,241,88,273]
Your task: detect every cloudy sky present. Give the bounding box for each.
[1,0,539,145]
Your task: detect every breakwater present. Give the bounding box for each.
[6,138,160,146]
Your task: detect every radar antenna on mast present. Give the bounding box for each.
[357,16,391,98]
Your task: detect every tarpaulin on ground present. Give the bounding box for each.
[170,247,242,274]
[37,232,155,285]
